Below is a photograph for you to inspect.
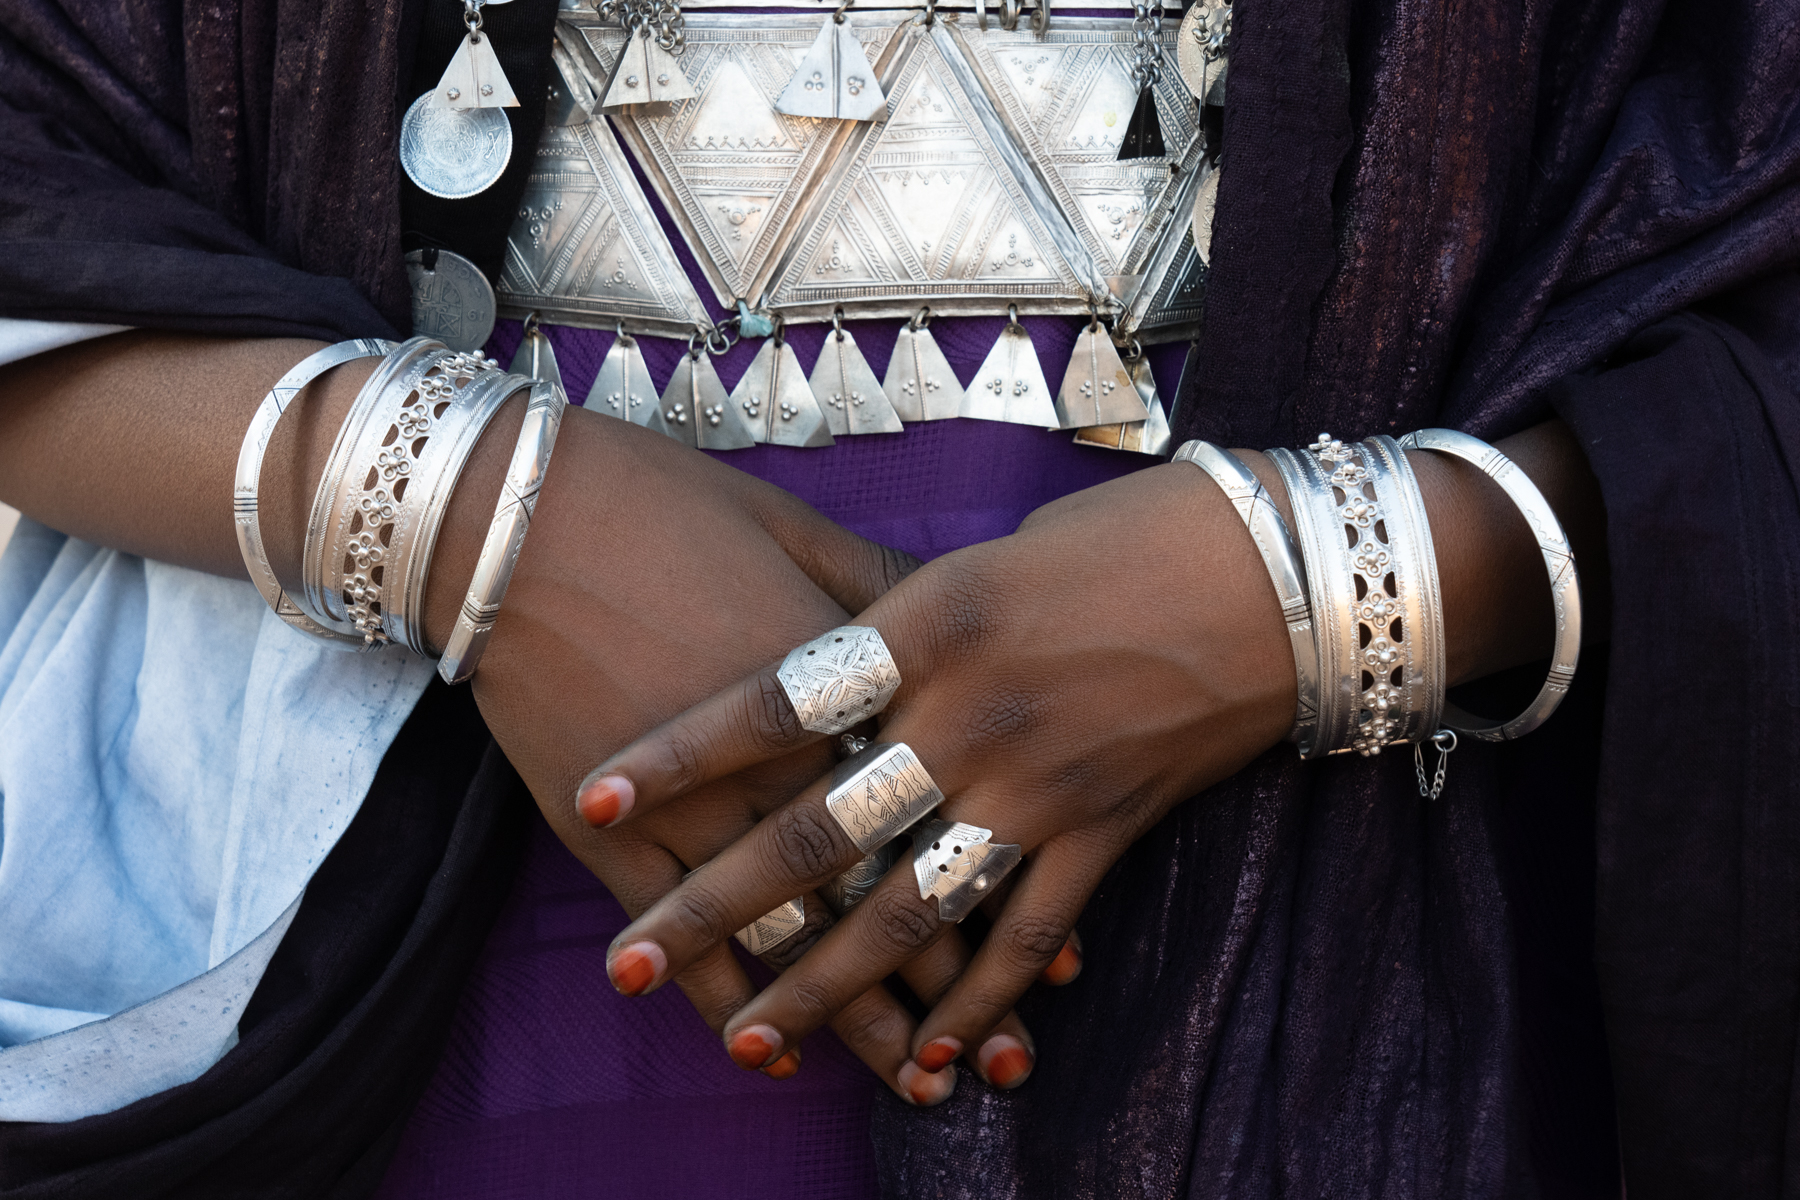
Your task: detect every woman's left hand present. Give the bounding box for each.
[575,461,1301,1084]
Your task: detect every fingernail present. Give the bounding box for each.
[1040,940,1083,986]
[913,1037,962,1073]
[898,1061,958,1106]
[761,1049,802,1080]
[608,941,665,996]
[977,1034,1034,1089]
[728,1024,783,1070]
[577,774,635,827]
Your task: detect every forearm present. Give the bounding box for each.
[0,330,520,650]
[1237,418,1608,687]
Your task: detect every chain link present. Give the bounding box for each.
[1413,728,1457,801]
[1128,1,1164,90]
[598,0,685,53]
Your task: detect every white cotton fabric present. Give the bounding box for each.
[0,320,435,1122]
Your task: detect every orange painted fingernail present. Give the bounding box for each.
[761,1049,802,1080]
[577,774,635,827]
[977,1034,1033,1089]
[914,1037,961,1073]
[897,1061,958,1106]
[608,941,665,996]
[1040,940,1083,986]
[728,1024,782,1070]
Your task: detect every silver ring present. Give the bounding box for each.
[818,839,901,915]
[911,819,1022,923]
[826,741,944,853]
[1398,428,1582,741]
[685,867,806,956]
[778,626,901,736]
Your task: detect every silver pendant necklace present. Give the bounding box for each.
[400,0,521,200]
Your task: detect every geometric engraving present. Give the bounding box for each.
[584,14,910,307]
[764,18,1098,320]
[910,819,1023,924]
[827,742,944,854]
[1119,157,1209,343]
[497,118,713,337]
[779,625,901,736]
[951,18,1201,284]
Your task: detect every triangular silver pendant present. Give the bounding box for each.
[812,327,903,435]
[1072,354,1171,454]
[661,350,756,450]
[437,32,520,109]
[508,320,568,404]
[1116,86,1165,160]
[585,330,668,434]
[1055,320,1148,428]
[959,314,1059,428]
[600,30,698,110]
[883,318,961,422]
[730,338,834,447]
[545,35,598,127]
[774,17,888,122]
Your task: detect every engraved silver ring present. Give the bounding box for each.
[911,819,1024,924]
[826,741,944,854]
[777,625,901,736]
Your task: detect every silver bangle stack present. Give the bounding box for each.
[1176,429,1582,791]
[234,336,568,684]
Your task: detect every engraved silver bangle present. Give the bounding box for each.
[299,337,442,638]
[1398,428,1582,741]
[1172,440,1320,755]
[234,338,394,646]
[1266,443,1359,756]
[437,377,569,683]
[1360,435,1447,745]
[379,362,525,655]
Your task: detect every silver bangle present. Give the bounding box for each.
[234,338,393,646]
[437,377,568,683]
[1266,444,1359,756]
[1360,435,1447,745]
[1397,428,1582,741]
[299,337,441,638]
[1172,440,1320,756]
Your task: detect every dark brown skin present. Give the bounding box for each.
[0,330,1607,1098]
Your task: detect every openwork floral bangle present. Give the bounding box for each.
[1398,427,1581,741]
[234,338,393,646]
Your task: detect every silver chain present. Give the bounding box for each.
[598,0,684,53]
[1413,728,1458,801]
[1128,1,1164,89]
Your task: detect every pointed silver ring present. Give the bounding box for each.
[911,819,1023,924]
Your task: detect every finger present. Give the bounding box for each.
[890,921,1036,1089]
[908,836,1109,1087]
[825,985,956,1107]
[745,487,922,613]
[971,877,1081,986]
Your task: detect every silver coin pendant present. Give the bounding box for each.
[400,91,513,200]
[406,249,496,353]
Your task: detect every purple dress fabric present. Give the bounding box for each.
[372,313,1180,1200]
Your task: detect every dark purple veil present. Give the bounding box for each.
[4,0,1800,1194]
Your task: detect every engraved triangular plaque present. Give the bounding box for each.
[950,18,1201,283]
[764,19,1103,320]
[960,315,1058,427]
[883,317,961,421]
[585,330,669,434]
[812,327,903,435]
[775,16,889,122]
[587,14,908,307]
[660,349,756,450]
[730,337,834,447]
[1055,320,1148,428]
[497,119,713,337]
[1119,158,1208,342]
[438,31,521,109]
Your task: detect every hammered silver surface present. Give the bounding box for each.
[400,92,514,200]
[1054,320,1147,427]
[406,250,498,352]
[779,625,900,736]
[811,328,903,435]
[599,29,699,109]
[826,742,943,854]
[959,316,1058,425]
[774,16,889,121]
[911,819,1023,923]
[661,351,757,449]
[585,330,668,432]
[883,321,962,420]
[496,119,713,335]
[730,337,833,446]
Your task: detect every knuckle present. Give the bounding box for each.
[752,672,804,747]
[770,805,848,884]
[782,975,841,1028]
[998,912,1070,968]
[833,993,911,1056]
[905,565,993,660]
[959,683,1045,756]
[864,889,944,956]
[657,728,707,795]
[664,885,738,948]
[759,907,834,970]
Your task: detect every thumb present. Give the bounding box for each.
[748,490,922,614]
